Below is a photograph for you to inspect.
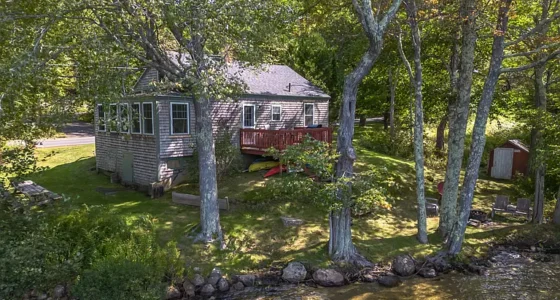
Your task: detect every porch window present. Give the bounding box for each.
[271,105,281,121]
[119,103,129,133]
[109,104,118,132]
[143,102,154,135]
[170,102,190,134]
[97,104,106,132]
[243,105,256,128]
[304,103,314,126]
[131,103,141,134]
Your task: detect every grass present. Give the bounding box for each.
[28,125,531,276]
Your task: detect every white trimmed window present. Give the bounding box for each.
[304,103,314,126]
[142,102,154,135]
[271,105,281,121]
[243,104,256,128]
[170,102,190,134]
[109,104,118,132]
[97,104,106,132]
[131,103,142,134]
[119,103,130,133]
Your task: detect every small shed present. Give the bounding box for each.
[488,139,530,180]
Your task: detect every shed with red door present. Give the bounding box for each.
[487,139,530,180]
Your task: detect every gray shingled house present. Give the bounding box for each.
[94,62,331,190]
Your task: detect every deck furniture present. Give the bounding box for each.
[491,195,511,218]
[425,197,439,217]
[491,195,532,220]
[514,198,532,220]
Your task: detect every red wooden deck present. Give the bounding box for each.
[240,127,333,155]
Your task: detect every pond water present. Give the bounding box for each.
[225,253,560,300]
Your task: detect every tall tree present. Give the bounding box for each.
[439,0,478,239]
[446,0,513,255]
[396,0,427,244]
[330,0,401,266]
[80,0,286,244]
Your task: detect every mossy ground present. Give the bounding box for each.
[29,125,534,275]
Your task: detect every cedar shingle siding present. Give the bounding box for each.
[95,62,330,189]
[94,105,158,186]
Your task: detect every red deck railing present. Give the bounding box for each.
[240,127,333,155]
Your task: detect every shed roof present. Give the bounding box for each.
[505,139,529,152]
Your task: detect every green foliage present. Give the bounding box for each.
[185,127,242,183]
[0,144,44,188]
[357,128,413,159]
[72,259,166,300]
[0,205,183,299]
[266,136,391,215]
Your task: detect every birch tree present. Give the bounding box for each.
[330,0,401,266]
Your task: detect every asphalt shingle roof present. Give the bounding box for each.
[226,64,329,98]
[164,51,329,98]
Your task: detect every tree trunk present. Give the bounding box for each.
[446,0,512,255]
[435,115,447,155]
[439,0,478,239]
[359,115,367,127]
[193,96,223,244]
[331,47,380,267]
[329,0,402,266]
[553,186,560,225]
[532,164,545,224]
[389,68,396,142]
[359,115,367,126]
[400,0,427,244]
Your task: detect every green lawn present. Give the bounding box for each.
[30,128,524,275]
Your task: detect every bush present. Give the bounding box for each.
[72,259,166,300]
[258,136,391,215]
[184,126,243,183]
[0,205,183,299]
[358,128,413,159]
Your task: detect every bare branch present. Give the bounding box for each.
[505,11,560,47]
[500,49,560,73]
[504,42,560,58]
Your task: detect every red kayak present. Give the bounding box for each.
[263,165,287,178]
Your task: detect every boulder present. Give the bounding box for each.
[53,285,66,299]
[208,274,222,287]
[165,286,181,299]
[392,255,416,276]
[183,281,196,298]
[280,216,304,227]
[378,275,402,288]
[237,274,256,287]
[200,284,215,296]
[282,262,307,283]
[418,268,437,278]
[37,294,48,300]
[217,278,230,292]
[312,269,345,287]
[191,273,206,288]
[233,282,245,291]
